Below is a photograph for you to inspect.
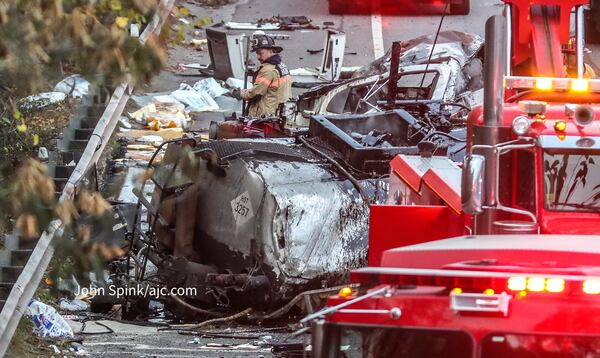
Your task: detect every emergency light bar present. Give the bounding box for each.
[351,267,600,296]
[505,76,600,93]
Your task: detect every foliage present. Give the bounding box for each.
[0,0,165,95]
[0,0,166,230]
[10,159,125,287]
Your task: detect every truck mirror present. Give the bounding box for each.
[462,155,485,214]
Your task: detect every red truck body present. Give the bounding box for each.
[308,1,600,356]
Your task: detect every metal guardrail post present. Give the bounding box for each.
[0,0,174,355]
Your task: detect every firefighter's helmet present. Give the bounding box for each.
[251,35,283,53]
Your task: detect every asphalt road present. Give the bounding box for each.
[230,0,505,69]
[148,0,600,93]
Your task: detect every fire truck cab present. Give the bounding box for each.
[307,1,600,357]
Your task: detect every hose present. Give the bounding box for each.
[422,131,467,142]
[298,136,371,204]
[170,294,226,318]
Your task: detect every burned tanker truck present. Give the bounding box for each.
[131,32,484,312]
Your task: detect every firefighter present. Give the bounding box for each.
[241,35,292,116]
[563,43,597,78]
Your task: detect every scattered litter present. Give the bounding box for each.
[27,299,74,338]
[177,63,211,71]
[179,18,191,25]
[131,92,173,107]
[50,345,61,354]
[191,38,208,47]
[171,89,220,112]
[191,78,228,98]
[54,75,90,98]
[117,128,184,140]
[130,23,140,37]
[323,21,335,26]
[61,314,83,321]
[225,22,280,30]
[153,95,185,106]
[226,77,252,89]
[127,144,156,151]
[259,15,318,30]
[119,116,132,129]
[188,337,201,344]
[226,16,318,31]
[129,103,189,129]
[307,48,323,55]
[19,92,66,112]
[290,68,319,77]
[259,33,290,40]
[138,135,164,145]
[38,147,49,161]
[59,298,90,312]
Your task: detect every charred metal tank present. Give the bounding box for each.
[148,110,465,309]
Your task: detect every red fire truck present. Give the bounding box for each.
[306,1,600,356]
[328,0,470,15]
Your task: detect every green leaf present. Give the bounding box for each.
[110,0,122,11]
[13,110,21,120]
[179,6,190,16]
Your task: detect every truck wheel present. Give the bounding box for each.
[329,0,344,14]
[450,0,470,15]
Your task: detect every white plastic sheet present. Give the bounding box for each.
[171,89,219,112]
[54,75,90,98]
[58,298,89,312]
[226,77,253,90]
[192,78,228,98]
[26,299,74,338]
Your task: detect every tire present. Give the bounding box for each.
[328,0,344,14]
[450,0,470,15]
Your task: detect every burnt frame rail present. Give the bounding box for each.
[0,1,175,355]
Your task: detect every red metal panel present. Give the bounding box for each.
[381,245,600,269]
[368,205,463,266]
[390,155,423,194]
[529,5,565,77]
[422,168,462,214]
[326,292,600,342]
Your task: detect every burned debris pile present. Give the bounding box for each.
[57,28,486,330]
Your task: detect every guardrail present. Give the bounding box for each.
[0,0,174,355]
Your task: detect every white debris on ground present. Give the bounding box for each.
[171,85,219,112]
[18,91,67,112]
[26,299,74,339]
[192,77,229,97]
[226,77,253,89]
[128,102,189,130]
[54,74,91,98]
[59,298,90,312]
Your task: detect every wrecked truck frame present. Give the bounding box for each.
[290,31,484,127]
[126,109,468,315]
[122,32,483,316]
